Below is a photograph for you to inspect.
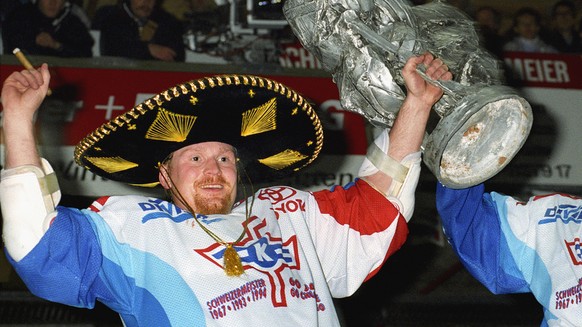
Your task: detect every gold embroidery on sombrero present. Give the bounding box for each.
[248,89,255,98]
[241,98,277,137]
[258,149,308,170]
[85,156,138,173]
[206,76,219,87]
[145,108,197,142]
[189,96,198,105]
[129,181,160,188]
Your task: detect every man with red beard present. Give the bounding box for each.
[92,0,185,61]
[158,141,240,215]
[1,53,450,326]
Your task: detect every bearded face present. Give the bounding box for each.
[159,142,239,215]
[190,174,236,215]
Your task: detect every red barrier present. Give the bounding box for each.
[0,59,368,155]
[503,52,582,89]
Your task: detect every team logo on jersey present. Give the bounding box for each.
[539,204,582,225]
[196,215,300,307]
[565,238,582,265]
[137,198,192,223]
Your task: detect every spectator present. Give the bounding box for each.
[2,0,94,58]
[474,6,505,58]
[92,0,186,62]
[503,7,558,53]
[544,0,582,53]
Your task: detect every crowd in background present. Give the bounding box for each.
[1,0,188,61]
[473,1,582,56]
[0,0,581,62]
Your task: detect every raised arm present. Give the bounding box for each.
[1,64,60,261]
[360,53,451,220]
[2,63,50,168]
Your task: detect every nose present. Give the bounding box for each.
[203,159,221,175]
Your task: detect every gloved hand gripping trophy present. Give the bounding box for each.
[283,0,533,188]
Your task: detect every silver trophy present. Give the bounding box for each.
[283,0,533,188]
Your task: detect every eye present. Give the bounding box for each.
[218,156,229,162]
[191,156,200,162]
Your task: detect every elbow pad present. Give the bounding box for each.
[359,129,422,221]
[1,158,61,261]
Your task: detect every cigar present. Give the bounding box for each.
[13,48,52,96]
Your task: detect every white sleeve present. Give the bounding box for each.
[1,158,61,261]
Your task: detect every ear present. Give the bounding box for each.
[158,165,171,190]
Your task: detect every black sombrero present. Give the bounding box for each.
[74,75,324,187]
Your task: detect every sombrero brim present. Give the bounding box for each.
[74,75,323,187]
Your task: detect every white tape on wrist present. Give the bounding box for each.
[1,158,61,261]
[359,129,410,191]
[366,142,409,183]
[358,129,422,221]
[387,153,421,222]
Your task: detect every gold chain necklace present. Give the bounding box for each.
[160,165,253,276]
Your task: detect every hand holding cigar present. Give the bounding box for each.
[13,48,52,96]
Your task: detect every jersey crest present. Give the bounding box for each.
[196,215,300,307]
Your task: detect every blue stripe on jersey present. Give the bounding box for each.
[436,184,529,294]
[84,210,206,326]
[7,207,107,308]
[492,193,553,305]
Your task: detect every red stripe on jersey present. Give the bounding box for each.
[313,179,403,235]
[89,196,111,212]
